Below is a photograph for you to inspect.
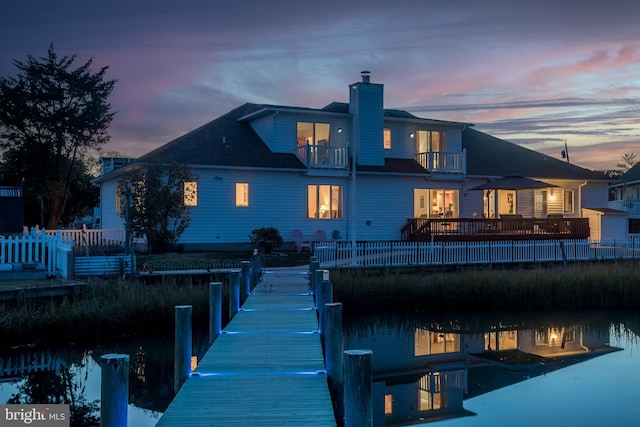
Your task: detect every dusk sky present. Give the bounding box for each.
[1,0,639,171]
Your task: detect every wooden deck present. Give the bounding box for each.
[156,268,337,426]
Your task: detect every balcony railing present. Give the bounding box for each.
[296,144,348,169]
[608,200,640,217]
[401,217,591,242]
[415,150,466,174]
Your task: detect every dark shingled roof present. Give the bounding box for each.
[620,162,640,183]
[463,128,609,180]
[136,103,304,169]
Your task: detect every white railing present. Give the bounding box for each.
[314,237,640,268]
[43,225,125,249]
[608,200,640,217]
[415,149,466,174]
[295,144,349,169]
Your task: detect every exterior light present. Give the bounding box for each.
[338,128,342,133]
[410,132,414,138]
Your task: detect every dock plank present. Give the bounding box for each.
[156,268,336,426]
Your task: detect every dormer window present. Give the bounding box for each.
[297,122,331,146]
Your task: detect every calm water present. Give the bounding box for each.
[1,311,638,426]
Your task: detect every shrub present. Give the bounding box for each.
[249,227,283,254]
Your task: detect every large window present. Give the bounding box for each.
[413,189,459,219]
[235,183,249,207]
[297,122,331,146]
[308,185,343,219]
[183,181,198,206]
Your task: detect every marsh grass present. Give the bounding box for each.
[0,277,219,348]
[333,261,640,315]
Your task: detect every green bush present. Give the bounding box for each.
[249,227,283,254]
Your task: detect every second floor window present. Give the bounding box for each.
[416,130,445,153]
[384,128,391,149]
[297,122,331,146]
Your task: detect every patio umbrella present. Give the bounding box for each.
[468,175,558,191]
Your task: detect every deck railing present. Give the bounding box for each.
[415,150,466,174]
[295,143,349,169]
[314,237,640,269]
[401,217,590,242]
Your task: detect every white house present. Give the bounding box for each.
[609,163,640,233]
[93,72,612,250]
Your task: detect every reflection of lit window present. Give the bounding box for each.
[418,373,444,411]
[191,356,198,371]
[184,181,198,206]
[415,328,460,355]
[236,183,249,207]
[384,394,393,415]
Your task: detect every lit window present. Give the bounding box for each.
[384,128,391,149]
[297,122,331,146]
[384,394,393,415]
[184,181,198,206]
[564,190,574,213]
[236,183,249,207]
[307,185,343,219]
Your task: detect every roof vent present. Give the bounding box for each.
[361,70,371,83]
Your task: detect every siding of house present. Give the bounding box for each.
[178,169,350,249]
[99,180,124,230]
[581,181,609,208]
[350,81,384,167]
[247,113,275,150]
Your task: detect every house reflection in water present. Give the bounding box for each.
[345,318,620,426]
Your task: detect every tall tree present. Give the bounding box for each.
[0,44,116,228]
[120,161,197,254]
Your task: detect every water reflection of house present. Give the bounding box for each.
[346,323,473,426]
[346,319,619,426]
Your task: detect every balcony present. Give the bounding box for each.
[401,217,591,242]
[608,200,640,217]
[415,150,466,174]
[296,144,348,169]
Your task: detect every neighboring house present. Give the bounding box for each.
[93,72,612,250]
[0,186,24,234]
[609,163,640,232]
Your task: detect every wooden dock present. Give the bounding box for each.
[156,267,337,426]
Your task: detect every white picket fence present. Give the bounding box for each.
[314,237,640,269]
[1,227,130,279]
[0,229,72,278]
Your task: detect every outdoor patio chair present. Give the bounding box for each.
[292,229,312,253]
[315,229,327,243]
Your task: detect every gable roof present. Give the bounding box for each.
[135,103,304,169]
[619,162,640,184]
[463,128,609,181]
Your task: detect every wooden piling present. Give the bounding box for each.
[174,305,192,394]
[229,271,241,319]
[209,282,222,344]
[309,257,319,292]
[250,249,260,289]
[318,275,333,336]
[100,353,129,427]
[344,349,373,427]
[241,261,251,300]
[325,302,344,421]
